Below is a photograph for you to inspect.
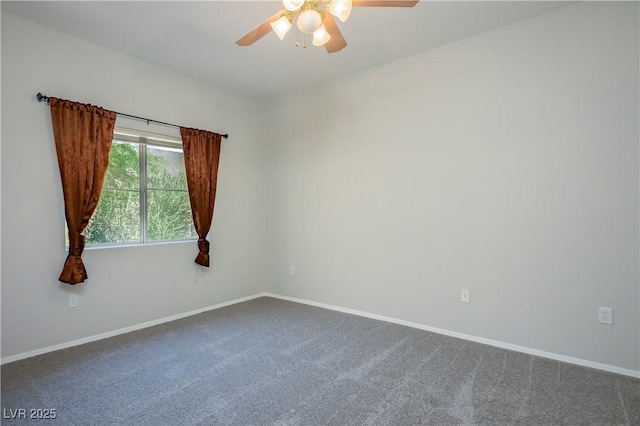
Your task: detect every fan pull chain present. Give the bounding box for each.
[294,26,307,49]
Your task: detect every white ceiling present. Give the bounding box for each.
[2,1,573,99]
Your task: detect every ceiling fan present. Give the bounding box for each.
[236,0,419,53]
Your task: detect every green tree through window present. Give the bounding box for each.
[83,130,197,246]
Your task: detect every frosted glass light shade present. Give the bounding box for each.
[328,0,352,22]
[312,25,331,46]
[283,0,305,12]
[270,16,292,40]
[297,10,322,34]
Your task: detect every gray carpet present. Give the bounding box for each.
[1,297,639,425]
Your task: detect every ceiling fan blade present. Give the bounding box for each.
[236,9,287,46]
[352,0,419,7]
[323,14,347,53]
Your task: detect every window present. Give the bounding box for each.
[83,128,197,246]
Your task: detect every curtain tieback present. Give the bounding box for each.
[68,232,86,257]
[197,238,210,254]
[195,238,211,267]
[60,232,88,284]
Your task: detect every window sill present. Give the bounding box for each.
[75,239,198,251]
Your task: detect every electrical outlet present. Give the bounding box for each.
[598,307,613,324]
[69,294,79,308]
[460,289,470,303]
[289,265,296,276]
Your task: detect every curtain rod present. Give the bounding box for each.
[36,92,229,139]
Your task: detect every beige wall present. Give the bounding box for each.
[2,2,639,374]
[1,13,272,358]
[268,2,640,372]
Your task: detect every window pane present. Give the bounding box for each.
[104,141,139,190]
[147,146,187,190]
[147,189,196,241]
[80,129,196,247]
[85,189,140,244]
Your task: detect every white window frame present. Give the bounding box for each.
[83,127,197,248]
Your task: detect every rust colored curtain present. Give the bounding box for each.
[180,127,222,267]
[50,98,116,284]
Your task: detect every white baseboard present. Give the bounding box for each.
[0,292,270,365]
[3,291,638,379]
[263,292,640,379]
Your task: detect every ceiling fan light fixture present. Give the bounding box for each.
[297,10,323,34]
[328,0,352,22]
[270,16,292,40]
[283,0,305,12]
[312,24,331,46]
[237,0,418,53]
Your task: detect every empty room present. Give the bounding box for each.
[1,1,638,424]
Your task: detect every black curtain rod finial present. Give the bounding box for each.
[37,92,50,104]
